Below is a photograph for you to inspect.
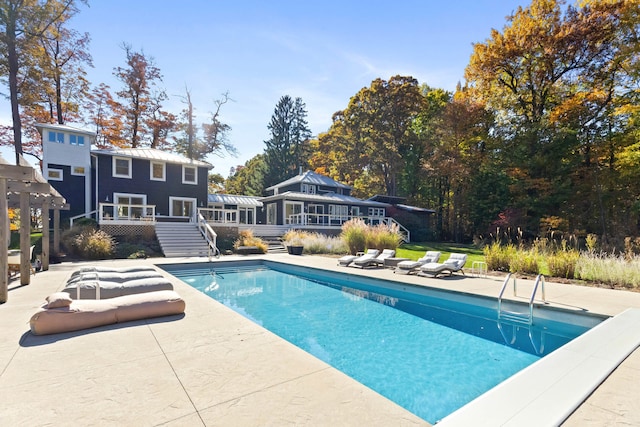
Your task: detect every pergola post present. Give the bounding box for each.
[42,198,50,271]
[19,191,31,286]
[53,209,60,254]
[0,177,8,303]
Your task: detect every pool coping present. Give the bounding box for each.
[437,308,640,426]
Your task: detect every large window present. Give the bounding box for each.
[114,193,146,219]
[182,165,197,184]
[113,157,132,178]
[150,162,165,181]
[285,202,304,224]
[329,205,349,221]
[69,135,85,146]
[170,197,196,219]
[48,131,64,144]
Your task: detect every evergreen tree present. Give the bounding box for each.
[263,95,311,187]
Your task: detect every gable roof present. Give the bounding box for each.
[92,147,212,169]
[265,170,351,191]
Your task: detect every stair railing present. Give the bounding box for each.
[197,212,220,260]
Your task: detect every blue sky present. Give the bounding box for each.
[1,0,528,176]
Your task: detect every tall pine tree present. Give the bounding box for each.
[263,95,311,187]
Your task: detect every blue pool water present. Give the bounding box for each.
[163,261,599,423]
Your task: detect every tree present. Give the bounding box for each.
[0,0,84,163]
[225,154,267,196]
[309,76,424,198]
[263,95,311,187]
[174,88,235,161]
[113,44,163,147]
[85,83,126,148]
[464,0,639,235]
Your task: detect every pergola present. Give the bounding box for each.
[1,154,68,303]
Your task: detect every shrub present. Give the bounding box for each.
[234,229,268,253]
[282,230,348,255]
[340,219,368,254]
[575,252,640,289]
[546,250,579,279]
[61,224,97,255]
[510,247,540,275]
[483,242,513,272]
[366,223,403,252]
[74,229,116,259]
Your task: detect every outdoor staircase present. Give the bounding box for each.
[155,222,211,257]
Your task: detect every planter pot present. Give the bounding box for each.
[287,245,304,255]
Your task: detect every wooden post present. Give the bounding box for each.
[20,191,30,286]
[0,177,8,303]
[42,198,50,271]
[53,208,60,254]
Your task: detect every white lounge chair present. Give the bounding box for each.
[352,249,396,268]
[338,249,379,267]
[8,245,35,277]
[418,253,467,278]
[394,251,441,275]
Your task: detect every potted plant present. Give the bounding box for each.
[284,233,305,255]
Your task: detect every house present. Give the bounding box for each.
[38,123,212,224]
[36,123,96,221]
[92,147,211,221]
[203,171,412,241]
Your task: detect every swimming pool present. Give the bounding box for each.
[163,260,603,424]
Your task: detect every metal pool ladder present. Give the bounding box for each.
[497,273,547,325]
[497,273,548,354]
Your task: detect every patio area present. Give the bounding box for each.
[1,254,638,426]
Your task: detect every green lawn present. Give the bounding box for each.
[395,242,484,267]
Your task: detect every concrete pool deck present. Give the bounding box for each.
[0,253,638,426]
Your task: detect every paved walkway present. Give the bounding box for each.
[0,254,638,426]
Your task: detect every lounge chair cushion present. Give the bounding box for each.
[66,270,165,285]
[338,255,358,266]
[46,292,73,308]
[62,277,174,300]
[30,290,186,336]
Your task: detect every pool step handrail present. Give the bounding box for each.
[498,273,547,326]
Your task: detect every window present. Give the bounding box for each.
[351,206,360,216]
[150,162,165,181]
[114,193,147,219]
[113,157,131,178]
[368,207,386,217]
[69,135,85,146]
[72,166,85,175]
[302,184,316,194]
[48,131,64,143]
[47,169,63,181]
[329,205,349,221]
[266,204,277,225]
[182,165,197,184]
[169,197,196,218]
